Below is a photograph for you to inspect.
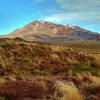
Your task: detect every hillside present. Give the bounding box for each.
[0,38,100,100]
[4,21,99,42]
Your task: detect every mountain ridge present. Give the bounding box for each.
[2,21,100,42]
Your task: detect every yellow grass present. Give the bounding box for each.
[54,80,83,100]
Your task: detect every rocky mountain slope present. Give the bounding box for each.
[6,21,99,42]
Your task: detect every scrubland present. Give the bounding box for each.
[0,38,99,100]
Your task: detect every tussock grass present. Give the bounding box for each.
[0,39,99,99]
[54,80,83,100]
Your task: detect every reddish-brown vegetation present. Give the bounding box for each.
[0,39,99,100]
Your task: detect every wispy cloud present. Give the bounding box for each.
[41,0,100,25]
[43,12,100,23]
[56,0,100,19]
[56,0,100,12]
[31,0,100,32]
[43,13,78,23]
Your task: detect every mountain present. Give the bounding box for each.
[6,21,99,42]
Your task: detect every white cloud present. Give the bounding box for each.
[43,13,79,23]
[42,11,100,24]
[56,0,100,20]
[32,0,100,25]
[56,0,100,11]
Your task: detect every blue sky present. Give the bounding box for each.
[0,0,100,35]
